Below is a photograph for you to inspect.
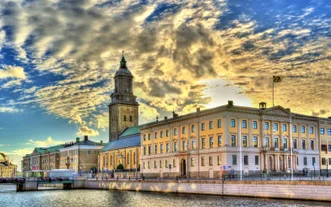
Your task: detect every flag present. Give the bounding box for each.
[273,76,282,83]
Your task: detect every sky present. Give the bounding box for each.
[0,0,331,171]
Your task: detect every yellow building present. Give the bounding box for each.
[100,55,321,179]
[140,101,319,178]
[319,118,331,171]
[0,153,17,178]
[99,126,141,174]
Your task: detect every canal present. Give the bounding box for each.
[0,185,329,207]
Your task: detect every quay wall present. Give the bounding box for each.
[85,180,331,201]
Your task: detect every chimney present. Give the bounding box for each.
[76,137,80,143]
[164,116,168,120]
[259,102,266,110]
[84,135,88,142]
[196,107,200,112]
[228,100,234,107]
[100,140,103,144]
[156,116,159,122]
[285,108,291,112]
[172,111,178,118]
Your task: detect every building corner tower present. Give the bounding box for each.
[109,54,139,141]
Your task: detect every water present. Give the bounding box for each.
[0,185,329,207]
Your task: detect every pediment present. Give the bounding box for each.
[263,106,290,117]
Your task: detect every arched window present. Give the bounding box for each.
[110,155,112,165]
[124,115,127,121]
[130,116,132,122]
[127,153,130,164]
[133,152,136,164]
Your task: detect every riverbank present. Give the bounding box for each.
[85,179,331,201]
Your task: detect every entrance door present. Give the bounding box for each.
[209,169,213,178]
[181,159,186,176]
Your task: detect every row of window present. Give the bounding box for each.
[143,136,316,155]
[143,122,315,141]
[143,155,232,169]
[321,145,331,152]
[232,156,316,166]
[143,120,223,141]
[123,115,133,122]
[102,152,137,166]
[232,155,260,165]
[320,128,331,135]
[263,137,315,150]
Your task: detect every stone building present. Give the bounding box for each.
[59,136,103,174]
[319,118,331,171]
[22,145,63,176]
[0,153,17,178]
[40,145,63,171]
[29,148,44,171]
[140,101,320,178]
[100,55,144,174]
[22,154,31,175]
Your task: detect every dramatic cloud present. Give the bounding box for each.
[1,0,331,139]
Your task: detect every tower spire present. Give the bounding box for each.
[120,51,127,68]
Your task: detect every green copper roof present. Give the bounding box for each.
[46,144,64,153]
[119,125,141,137]
[35,148,47,154]
[119,122,156,137]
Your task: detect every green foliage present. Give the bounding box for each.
[116,164,124,170]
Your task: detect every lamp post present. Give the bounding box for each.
[327,162,329,178]
[141,146,144,179]
[135,148,138,179]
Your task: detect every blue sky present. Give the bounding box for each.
[0,0,331,170]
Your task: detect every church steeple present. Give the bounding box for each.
[109,54,139,141]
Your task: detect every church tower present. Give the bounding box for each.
[109,54,139,141]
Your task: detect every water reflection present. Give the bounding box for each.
[0,185,329,207]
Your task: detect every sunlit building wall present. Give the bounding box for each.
[140,101,320,178]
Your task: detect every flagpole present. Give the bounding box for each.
[290,112,293,181]
[273,76,275,107]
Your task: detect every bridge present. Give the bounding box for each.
[0,177,84,191]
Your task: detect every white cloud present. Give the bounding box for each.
[0,107,23,113]
[0,65,27,79]
[1,79,22,89]
[26,136,63,147]
[77,125,99,136]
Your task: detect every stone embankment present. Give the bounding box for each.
[86,179,331,201]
